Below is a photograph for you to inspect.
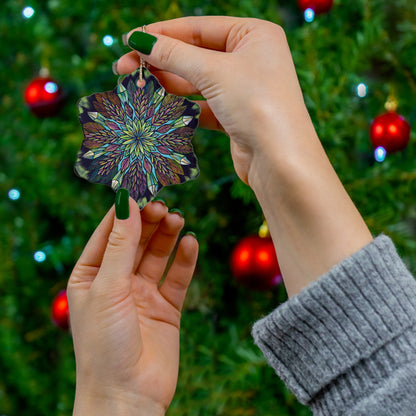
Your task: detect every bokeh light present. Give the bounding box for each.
[44,81,58,93]
[22,6,35,19]
[103,35,114,46]
[374,146,387,163]
[34,250,47,262]
[356,83,368,98]
[304,8,315,22]
[8,189,21,200]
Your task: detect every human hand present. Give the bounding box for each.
[67,193,198,415]
[116,16,311,185]
[116,17,372,297]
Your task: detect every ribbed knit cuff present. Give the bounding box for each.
[252,235,416,414]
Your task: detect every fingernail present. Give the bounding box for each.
[112,60,119,76]
[152,197,166,206]
[128,31,157,55]
[186,231,197,239]
[122,33,129,46]
[184,95,206,101]
[169,208,184,218]
[115,188,129,220]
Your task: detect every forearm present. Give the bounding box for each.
[248,104,373,296]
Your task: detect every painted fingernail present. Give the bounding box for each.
[186,231,197,239]
[122,33,129,46]
[115,188,129,220]
[128,31,157,55]
[152,197,166,206]
[112,60,119,75]
[168,208,184,218]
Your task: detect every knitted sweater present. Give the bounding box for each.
[252,235,416,415]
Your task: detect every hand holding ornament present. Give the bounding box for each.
[68,195,198,416]
[116,16,372,297]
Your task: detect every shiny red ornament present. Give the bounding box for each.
[298,0,334,14]
[24,76,63,117]
[230,235,282,290]
[370,111,411,153]
[51,290,69,330]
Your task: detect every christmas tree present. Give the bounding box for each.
[1,0,415,415]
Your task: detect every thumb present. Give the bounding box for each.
[97,189,141,288]
[126,30,217,92]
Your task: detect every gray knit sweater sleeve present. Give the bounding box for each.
[252,235,416,416]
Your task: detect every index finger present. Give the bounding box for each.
[134,16,245,52]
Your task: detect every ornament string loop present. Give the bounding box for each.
[138,25,147,88]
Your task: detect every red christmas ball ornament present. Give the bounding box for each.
[51,290,69,330]
[230,235,282,290]
[298,0,334,15]
[24,75,63,117]
[370,111,411,153]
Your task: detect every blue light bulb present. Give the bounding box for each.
[34,251,46,263]
[44,81,58,94]
[8,189,21,200]
[304,8,315,22]
[374,146,387,163]
[103,35,114,46]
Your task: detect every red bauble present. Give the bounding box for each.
[51,290,69,330]
[298,0,334,14]
[230,235,282,290]
[370,111,411,153]
[24,76,63,117]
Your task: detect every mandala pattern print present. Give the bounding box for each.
[75,67,200,208]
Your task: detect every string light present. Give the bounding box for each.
[44,81,58,93]
[304,8,315,22]
[102,35,114,46]
[356,83,368,98]
[34,250,47,263]
[22,6,35,19]
[8,189,20,201]
[374,146,387,163]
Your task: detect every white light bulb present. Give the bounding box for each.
[356,83,368,98]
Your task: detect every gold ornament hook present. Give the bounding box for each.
[258,220,270,238]
[384,94,398,112]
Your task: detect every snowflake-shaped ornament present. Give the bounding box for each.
[75,67,200,208]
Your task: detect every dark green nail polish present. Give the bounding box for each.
[169,208,184,218]
[152,197,166,206]
[184,95,206,101]
[186,231,197,239]
[128,31,157,55]
[115,188,129,219]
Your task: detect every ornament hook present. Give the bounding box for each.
[384,94,398,112]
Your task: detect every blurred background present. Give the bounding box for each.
[1,0,416,414]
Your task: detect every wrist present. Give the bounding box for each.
[246,109,372,296]
[73,388,165,416]
[246,103,320,197]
